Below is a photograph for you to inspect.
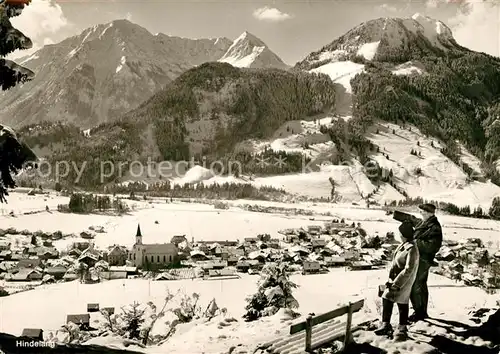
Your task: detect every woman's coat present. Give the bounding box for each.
[382,240,420,304]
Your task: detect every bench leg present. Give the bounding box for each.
[342,303,354,352]
[305,315,313,352]
[343,332,355,350]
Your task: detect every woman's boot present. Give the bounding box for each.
[394,325,409,342]
[374,322,393,336]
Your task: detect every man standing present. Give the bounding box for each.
[408,203,443,322]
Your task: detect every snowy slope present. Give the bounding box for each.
[391,60,425,76]
[367,123,500,209]
[252,163,375,202]
[160,116,500,208]
[171,165,215,185]
[184,120,500,208]
[219,31,289,69]
[310,61,364,94]
[242,117,338,160]
[276,13,499,208]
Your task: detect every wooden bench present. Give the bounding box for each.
[259,299,364,354]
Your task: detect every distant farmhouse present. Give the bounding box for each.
[107,245,128,266]
[129,224,180,270]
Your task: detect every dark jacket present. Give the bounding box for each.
[409,215,443,262]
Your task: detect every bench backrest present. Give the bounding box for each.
[290,299,364,335]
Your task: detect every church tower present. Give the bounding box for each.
[135,224,142,245]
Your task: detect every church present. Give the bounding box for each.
[129,224,180,269]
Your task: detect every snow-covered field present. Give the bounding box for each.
[2,192,500,252]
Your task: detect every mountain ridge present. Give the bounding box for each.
[0,20,287,129]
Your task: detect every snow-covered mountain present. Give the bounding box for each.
[0,19,233,129]
[296,13,462,70]
[293,13,467,98]
[219,31,289,69]
[235,12,500,208]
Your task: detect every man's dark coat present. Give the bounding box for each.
[410,215,443,262]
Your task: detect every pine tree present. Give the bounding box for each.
[0,1,34,90]
[478,250,490,268]
[473,206,484,218]
[243,263,299,321]
[69,194,83,213]
[489,197,500,220]
[121,302,146,340]
[0,1,37,204]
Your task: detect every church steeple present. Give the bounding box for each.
[135,224,142,245]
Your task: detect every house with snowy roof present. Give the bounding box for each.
[107,245,128,266]
[10,268,42,281]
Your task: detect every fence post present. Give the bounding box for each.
[344,302,353,350]
[305,314,313,352]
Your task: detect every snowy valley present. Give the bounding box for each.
[0,192,499,354]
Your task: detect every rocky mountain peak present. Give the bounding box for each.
[219,31,288,69]
[296,14,462,70]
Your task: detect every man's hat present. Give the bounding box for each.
[418,203,436,213]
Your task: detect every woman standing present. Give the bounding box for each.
[374,220,420,341]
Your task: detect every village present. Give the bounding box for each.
[1,217,500,341]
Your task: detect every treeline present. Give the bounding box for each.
[386,196,500,220]
[17,121,83,149]
[58,193,129,214]
[106,181,287,201]
[200,148,311,176]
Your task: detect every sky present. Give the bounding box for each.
[7,0,500,65]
